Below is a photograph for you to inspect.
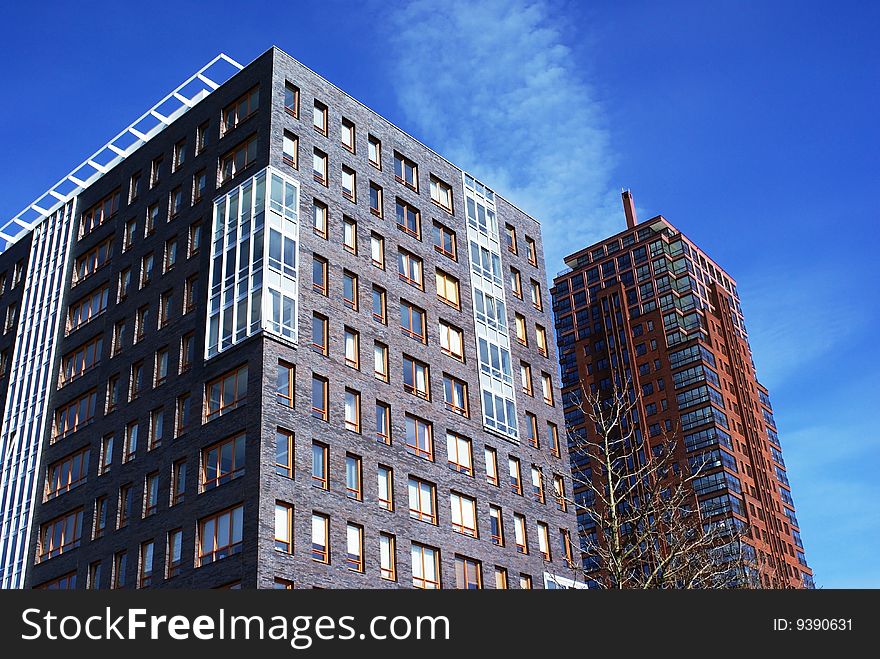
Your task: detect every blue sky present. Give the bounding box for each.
[1,0,877,587]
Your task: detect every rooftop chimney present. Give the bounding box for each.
[622,189,637,229]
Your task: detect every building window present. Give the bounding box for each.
[188,221,203,257]
[344,389,361,433]
[548,422,561,457]
[169,186,184,219]
[274,578,294,590]
[537,522,552,560]
[368,134,381,168]
[112,551,127,588]
[164,238,178,273]
[411,544,440,589]
[403,355,430,399]
[531,466,545,503]
[408,477,437,524]
[369,182,383,217]
[275,502,293,553]
[124,219,136,251]
[514,514,528,554]
[450,493,478,537]
[485,447,499,486]
[346,523,364,572]
[536,325,549,357]
[74,236,113,285]
[159,290,174,327]
[398,248,423,289]
[277,361,295,408]
[313,100,328,135]
[494,566,508,589]
[94,496,108,538]
[430,176,453,212]
[405,414,433,460]
[441,436,475,484]
[396,198,421,238]
[150,154,163,188]
[378,465,394,510]
[171,460,186,506]
[526,236,538,265]
[560,528,574,566]
[530,279,543,311]
[525,413,539,448]
[59,335,103,386]
[435,269,460,308]
[282,130,298,168]
[312,442,328,489]
[205,364,248,421]
[193,169,207,202]
[345,453,363,500]
[380,533,396,581]
[519,574,532,589]
[372,286,387,323]
[311,513,330,563]
[311,312,329,355]
[201,432,246,491]
[454,555,482,589]
[117,267,131,301]
[221,86,259,134]
[284,82,300,117]
[198,505,244,566]
[374,341,389,381]
[100,435,113,475]
[312,254,328,295]
[313,199,328,238]
[197,121,209,153]
[520,362,533,396]
[80,190,121,237]
[45,447,90,500]
[443,374,468,417]
[541,372,554,406]
[504,224,517,254]
[515,314,528,345]
[139,541,155,588]
[219,134,258,184]
[341,117,356,152]
[149,408,165,450]
[439,320,464,361]
[111,322,125,357]
[343,270,358,310]
[311,375,329,421]
[130,361,146,400]
[394,152,418,190]
[432,222,456,259]
[370,232,385,268]
[490,506,504,545]
[511,268,523,298]
[180,332,195,373]
[375,401,391,445]
[312,148,328,185]
[134,306,150,342]
[167,529,182,578]
[400,300,426,342]
[67,285,109,333]
[342,166,356,202]
[553,475,567,511]
[54,389,97,440]
[509,457,522,495]
[118,483,134,528]
[275,428,294,478]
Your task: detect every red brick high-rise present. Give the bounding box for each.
[551,192,812,588]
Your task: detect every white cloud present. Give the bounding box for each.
[384,0,620,273]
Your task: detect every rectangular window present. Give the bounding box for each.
[378,465,394,510]
[530,279,543,311]
[312,442,329,489]
[123,422,139,463]
[342,166,356,202]
[485,447,499,486]
[73,236,113,284]
[205,364,248,421]
[345,453,363,500]
[151,155,163,188]
[312,254,328,295]
[54,389,97,440]
[67,285,109,333]
[509,457,522,495]
[311,375,329,421]
[515,314,528,345]
[188,221,203,257]
[275,502,293,553]
[197,121,209,153]
[113,552,127,589]
[94,496,108,538]
[400,300,426,342]
[80,190,120,237]
[284,82,300,117]
[369,182,383,217]
[118,483,134,528]
[164,238,178,273]
[341,118,356,152]
[405,414,433,460]
[344,389,361,433]
[408,477,437,524]
[311,513,330,563]
[277,361,295,407]
[59,335,103,386]
[201,432,246,491]
[514,514,528,554]
[553,475,567,511]
[282,130,298,167]
[124,219,136,251]
[548,422,561,457]
[134,306,150,343]
[346,524,364,572]
[100,435,114,475]
[446,433,473,475]
[511,268,523,298]
[531,466,545,503]
[432,222,456,259]
[443,374,468,417]
[538,522,551,560]
[141,251,155,286]
[198,505,244,566]
[520,362,533,396]
[167,529,182,578]
[45,447,90,500]
[175,393,193,437]
[411,544,440,589]
[171,460,186,506]
[372,286,387,323]
[541,372,554,406]
[117,268,131,302]
[343,270,358,310]
[495,567,508,589]
[275,428,294,478]
[342,216,357,253]
[525,413,539,448]
[144,472,159,516]
[394,152,418,190]
[130,361,146,401]
[375,401,391,445]
[439,320,464,360]
[436,269,461,308]
[159,290,174,327]
[374,341,389,381]
[313,100,328,135]
[312,313,328,355]
[526,237,538,265]
[312,149,328,185]
[180,332,195,372]
[370,232,385,268]
[222,86,259,134]
[454,555,482,589]
[403,355,430,399]
[219,134,257,184]
[169,186,184,218]
[450,493,478,537]
[396,198,421,238]
[380,534,396,581]
[149,408,165,450]
[398,248,423,289]
[193,169,207,202]
[490,506,504,545]
[430,176,453,212]
[313,200,328,238]
[368,135,381,168]
[505,224,517,254]
[536,325,548,357]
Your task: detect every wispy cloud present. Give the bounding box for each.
[383,0,619,273]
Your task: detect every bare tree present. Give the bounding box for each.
[559,379,761,589]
